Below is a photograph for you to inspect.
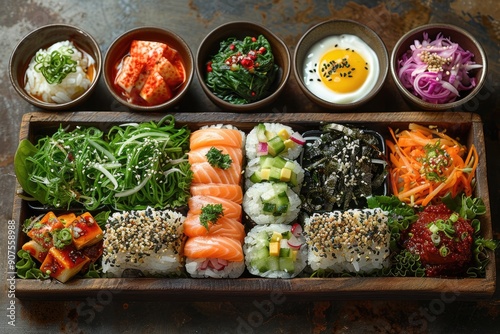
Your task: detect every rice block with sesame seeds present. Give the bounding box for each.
[101,207,186,277]
[303,208,391,274]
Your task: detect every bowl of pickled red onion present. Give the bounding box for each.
[390,23,487,111]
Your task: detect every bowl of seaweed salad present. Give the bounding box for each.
[300,123,388,213]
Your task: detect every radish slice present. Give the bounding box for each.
[290,132,305,145]
[257,142,268,155]
[209,258,225,270]
[291,223,303,237]
[217,258,228,266]
[200,259,209,270]
[287,234,303,249]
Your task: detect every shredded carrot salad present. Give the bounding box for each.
[387,123,478,206]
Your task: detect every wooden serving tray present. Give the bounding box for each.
[12,111,495,301]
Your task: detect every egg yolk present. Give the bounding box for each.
[318,49,369,93]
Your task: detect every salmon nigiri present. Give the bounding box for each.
[188,146,243,166]
[190,128,243,150]
[190,183,243,204]
[191,162,242,185]
[188,195,242,220]
[183,214,245,242]
[184,235,244,262]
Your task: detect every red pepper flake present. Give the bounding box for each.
[206,61,213,72]
[251,37,257,42]
[251,91,256,96]
[229,44,235,51]
[258,47,266,54]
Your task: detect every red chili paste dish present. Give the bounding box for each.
[403,203,474,277]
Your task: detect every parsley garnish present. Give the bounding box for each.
[205,147,232,170]
[199,204,224,230]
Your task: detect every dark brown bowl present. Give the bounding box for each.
[103,26,193,112]
[196,21,291,112]
[294,19,388,110]
[9,24,102,111]
[390,23,487,111]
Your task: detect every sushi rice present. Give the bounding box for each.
[243,182,301,225]
[185,258,245,278]
[244,224,308,278]
[304,208,391,274]
[24,40,95,104]
[102,207,186,277]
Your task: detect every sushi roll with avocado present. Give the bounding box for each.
[102,208,186,277]
[304,208,391,274]
[244,224,307,278]
[243,182,301,225]
[245,155,305,193]
[245,123,305,161]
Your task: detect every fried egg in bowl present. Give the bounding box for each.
[302,34,379,104]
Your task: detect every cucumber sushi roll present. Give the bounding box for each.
[304,208,391,274]
[243,182,301,225]
[245,155,305,193]
[245,123,305,161]
[244,224,307,278]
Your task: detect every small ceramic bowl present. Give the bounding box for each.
[103,26,194,112]
[196,21,291,112]
[390,23,487,110]
[9,24,102,111]
[294,19,388,110]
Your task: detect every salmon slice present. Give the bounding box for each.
[188,146,243,166]
[191,162,242,185]
[183,214,245,242]
[190,184,243,204]
[190,128,243,150]
[188,195,242,221]
[184,235,244,262]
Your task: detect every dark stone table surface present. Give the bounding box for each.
[1,0,499,332]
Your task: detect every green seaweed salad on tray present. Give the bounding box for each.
[14,115,193,211]
[205,34,279,104]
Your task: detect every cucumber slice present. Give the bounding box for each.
[262,202,276,213]
[284,161,295,170]
[254,247,270,260]
[290,171,298,186]
[261,156,275,169]
[273,182,288,193]
[279,257,295,273]
[256,124,268,142]
[279,247,291,257]
[273,156,287,168]
[267,256,280,271]
[249,171,263,183]
[267,136,285,157]
[252,257,269,272]
[269,167,281,181]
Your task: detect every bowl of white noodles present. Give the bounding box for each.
[9,24,102,111]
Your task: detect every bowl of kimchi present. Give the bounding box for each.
[103,26,194,111]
